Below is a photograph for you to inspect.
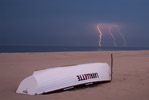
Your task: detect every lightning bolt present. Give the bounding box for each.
[97,24,102,47]
[116,28,127,47]
[108,25,117,47]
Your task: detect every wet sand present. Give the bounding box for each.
[0,50,149,100]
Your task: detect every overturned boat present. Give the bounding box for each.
[16,54,113,95]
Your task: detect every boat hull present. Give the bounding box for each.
[16,63,111,95]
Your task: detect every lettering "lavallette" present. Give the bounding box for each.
[77,73,99,81]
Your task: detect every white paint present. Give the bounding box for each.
[16,63,111,95]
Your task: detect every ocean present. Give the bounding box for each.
[0,46,149,53]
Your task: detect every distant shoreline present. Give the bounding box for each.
[0,46,149,53]
[0,50,149,54]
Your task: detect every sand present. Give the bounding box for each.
[0,50,149,100]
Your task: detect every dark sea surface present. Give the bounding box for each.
[0,46,149,53]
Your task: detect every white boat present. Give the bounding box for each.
[16,54,113,95]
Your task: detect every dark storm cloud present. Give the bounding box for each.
[0,0,149,46]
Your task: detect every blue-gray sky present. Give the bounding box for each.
[1,0,149,47]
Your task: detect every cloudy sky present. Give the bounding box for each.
[1,0,149,47]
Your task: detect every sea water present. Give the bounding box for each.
[0,46,149,53]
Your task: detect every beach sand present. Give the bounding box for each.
[0,50,149,100]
